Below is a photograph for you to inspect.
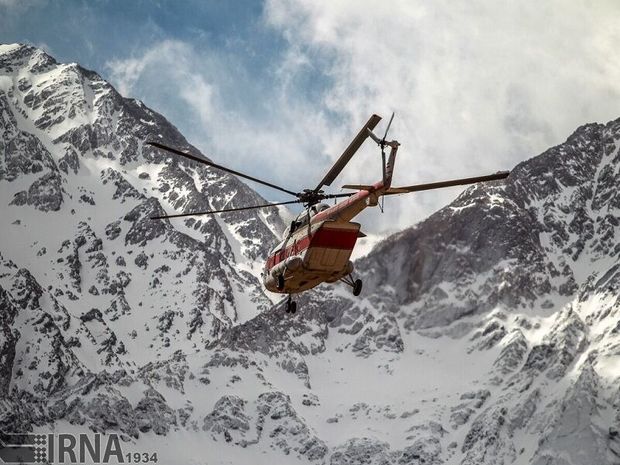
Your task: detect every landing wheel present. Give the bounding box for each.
[340,274,363,297]
[353,279,363,296]
[277,274,285,291]
[285,295,297,314]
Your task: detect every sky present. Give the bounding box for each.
[2,0,620,235]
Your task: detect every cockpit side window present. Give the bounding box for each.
[296,214,309,229]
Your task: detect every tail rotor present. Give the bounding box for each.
[367,112,395,185]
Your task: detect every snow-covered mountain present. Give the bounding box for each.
[0,42,286,389]
[1,44,619,465]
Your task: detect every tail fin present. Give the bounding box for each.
[382,142,399,188]
[368,128,400,188]
[367,113,399,188]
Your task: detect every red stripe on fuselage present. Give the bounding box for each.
[267,227,358,271]
[310,227,358,249]
[266,180,386,272]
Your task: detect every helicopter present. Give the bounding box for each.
[148,113,509,314]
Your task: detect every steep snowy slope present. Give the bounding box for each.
[0,43,285,389]
[155,119,620,464]
[349,120,620,464]
[1,43,619,465]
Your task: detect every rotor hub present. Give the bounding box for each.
[298,189,325,206]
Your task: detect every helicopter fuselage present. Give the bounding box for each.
[263,178,386,294]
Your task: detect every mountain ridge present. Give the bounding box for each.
[1,43,619,465]
[0,42,286,377]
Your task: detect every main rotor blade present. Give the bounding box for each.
[313,114,382,192]
[147,142,299,197]
[385,171,510,195]
[150,199,303,220]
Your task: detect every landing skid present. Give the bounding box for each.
[340,274,363,296]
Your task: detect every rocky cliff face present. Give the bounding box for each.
[1,43,619,465]
[0,42,284,397]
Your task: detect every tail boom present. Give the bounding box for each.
[312,142,400,224]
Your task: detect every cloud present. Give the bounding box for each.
[264,0,620,230]
[105,39,346,205]
[105,1,620,235]
[107,40,215,124]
